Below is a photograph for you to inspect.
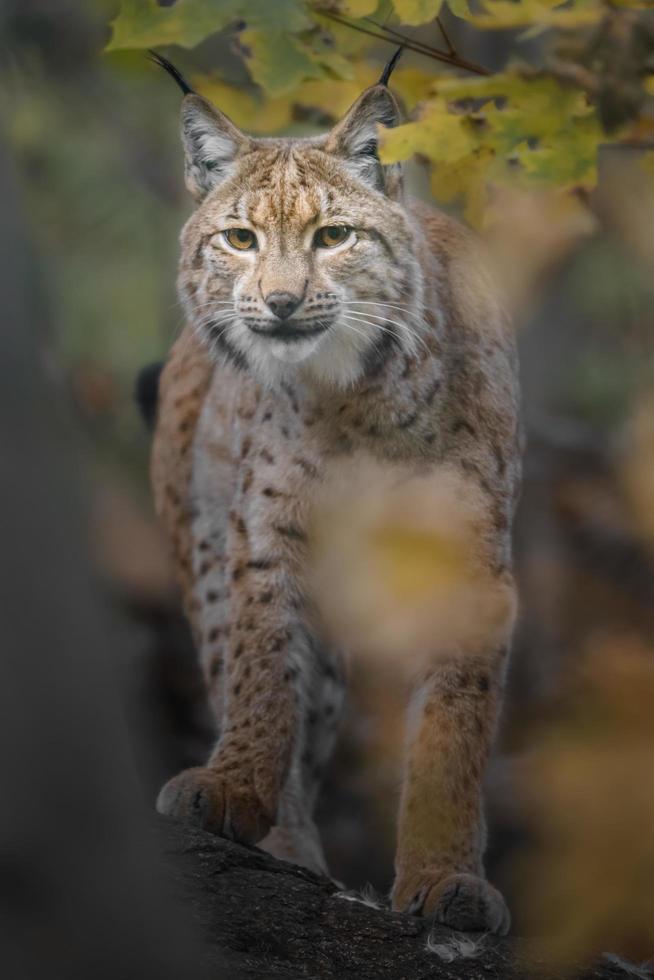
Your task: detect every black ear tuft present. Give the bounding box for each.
[148,49,195,97]
[149,50,250,202]
[378,46,404,87]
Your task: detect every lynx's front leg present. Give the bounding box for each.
[392,587,515,935]
[157,501,303,843]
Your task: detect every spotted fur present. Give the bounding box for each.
[151,78,520,931]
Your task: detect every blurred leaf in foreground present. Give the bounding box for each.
[515,638,654,967]
[483,187,596,314]
[310,459,515,670]
[622,391,654,549]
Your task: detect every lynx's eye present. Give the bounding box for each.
[224,228,257,251]
[315,225,351,248]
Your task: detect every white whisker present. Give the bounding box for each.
[341,313,394,338]
[190,311,239,354]
[344,301,426,326]
[345,300,422,317]
[339,316,374,343]
[193,311,238,329]
[342,309,429,357]
[192,302,235,313]
[339,316,390,361]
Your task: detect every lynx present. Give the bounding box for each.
[148,51,520,934]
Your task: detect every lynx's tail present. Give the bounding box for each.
[135,361,163,430]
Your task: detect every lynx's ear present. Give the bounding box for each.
[324,84,403,197]
[180,95,253,201]
[149,51,252,202]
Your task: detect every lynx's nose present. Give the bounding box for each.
[265,291,302,321]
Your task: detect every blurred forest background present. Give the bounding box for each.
[1,0,654,972]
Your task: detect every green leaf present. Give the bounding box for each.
[241,30,325,96]
[517,116,601,187]
[392,0,443,26]
[108,0,311,51]
[313,11,374,56]
[304,29,357,81]
[108,0,231,50]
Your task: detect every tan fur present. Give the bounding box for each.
[150,82,520,931]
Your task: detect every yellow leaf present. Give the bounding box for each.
[295,61,387,117]
[434,71,589,117]
[430,148,495,228]
[380,67,608,228]
[392,0,443,26]
[516,115,601,188]
[469,0,602,30]
[195,61,423,135]
[311,459,516,666]
[338,0,379,14]
[446,0,471,16]
[391,67,437,109]
[193,78,293,134]
[296,70,377,118]
[379,98,477,164]
[372,525,466,600]
[300,64,436,116]
[378,120,423,162]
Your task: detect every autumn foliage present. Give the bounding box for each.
[107,1,653,227]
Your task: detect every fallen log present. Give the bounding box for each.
[156,814,639,980]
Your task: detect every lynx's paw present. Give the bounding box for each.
[156,766,273,845]
[392,871,510,935]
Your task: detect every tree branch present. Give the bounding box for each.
[156,813,642,980]
[321,11,490,77]
[436,15,456,57]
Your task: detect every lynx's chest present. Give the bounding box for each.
[210,362,444,564]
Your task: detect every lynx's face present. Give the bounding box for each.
[177,86,424,387]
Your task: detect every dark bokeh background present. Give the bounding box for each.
[2,0,653,966]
